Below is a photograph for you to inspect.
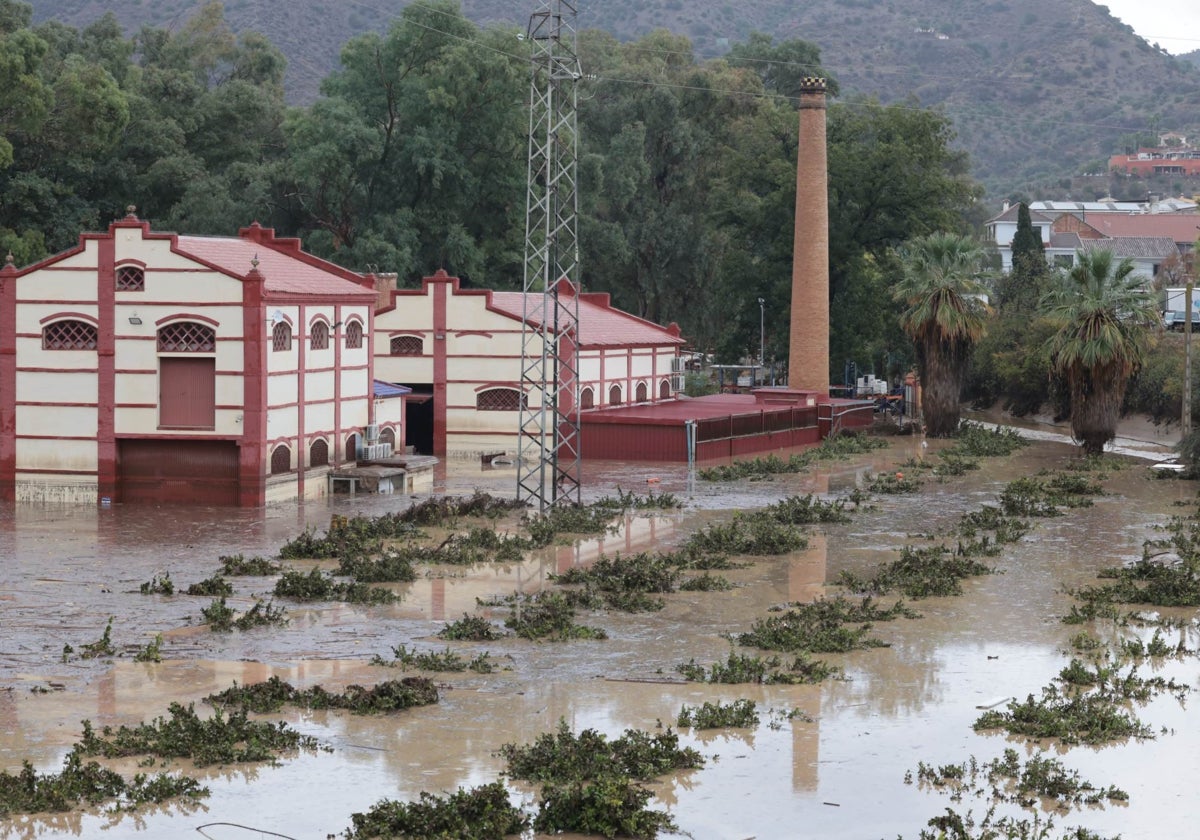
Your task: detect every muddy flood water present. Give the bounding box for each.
[1,433,1197,839]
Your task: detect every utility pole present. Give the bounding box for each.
[1185,229,1200,438]
[517,0,582,511]
[757,297,765,386]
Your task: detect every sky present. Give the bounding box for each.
[1099,0,1200,55]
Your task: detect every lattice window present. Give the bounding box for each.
[309,438,329,467]
[310,321,329,350]
[345,434,358,461]
[116,265,144,291]
[635,382,648,402]
[270,445,291,475]
[345,321,363,349]
[42,319,98,350]
[580,387,595,410]
[659,378,671,399]
[608,385,622,406]
[157,322,215,353]
[390,335,423,356]
[272,321,292,352]
[379,427,396,448]
[476,388,523,411]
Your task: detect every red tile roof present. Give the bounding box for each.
[488,290,684,348]
[1081,214,1200,245]
[175,235,374,298]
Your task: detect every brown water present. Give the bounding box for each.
[2,438,1198,839]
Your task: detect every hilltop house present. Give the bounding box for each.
[372,270,686,457]
[0,214,400,506]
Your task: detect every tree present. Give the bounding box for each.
[1043,249,1159,454]
[893,232,990,435]
[995,202,1048,312]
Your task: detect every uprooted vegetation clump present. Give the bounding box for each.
[682,514,808,555]
[676,649,840,684]
[500,719,703,835]
[77,702,324,765]
[184,574,233,597]
[734,596,919,654]
[867,471,923,494]
[909,747,1128,811]
[371,644,495,674]
[343,781,529,840]
[838,544,995,599]
[273,568,399,604]
[139,573,174,595]
[697,432,888,481]
[945,422,1030,458]
[677,698,759,729]
[999,473,1101,518]
[0,752,208,818]
[202,597,288,632]
[973,684,1154,746]
[438,613,507,641]
[205,675,438,715]
[484,592,608,641]
[218,553,282,576]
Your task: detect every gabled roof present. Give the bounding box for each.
[1077,237,1178,260]
[488,287,684,348]
[1082,215,1200,245]
[177,224,374,299]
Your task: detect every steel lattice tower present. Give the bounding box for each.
[517,0,582,510]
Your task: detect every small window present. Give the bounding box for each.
[608,385,622,406]
[310,321,329,351]
[379,427,396,448]
[345,321,363,349]
[659,379,671,399]
[635,382,648,402]
[477,388,524,411]
[270,445,291,475]
[345,434,359,461]
[309,438,329,467]
[43,319,98,350]
[158,322,215,352]
[390,335,423,356]
[580,387,595,409]
[272,321,292,352]
[116,265,144,291]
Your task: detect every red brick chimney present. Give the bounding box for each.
[789,77,829,394]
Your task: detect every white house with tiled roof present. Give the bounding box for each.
[0,213,400,506]
[373,270,685,457]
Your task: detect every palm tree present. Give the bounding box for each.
[1042,248,1159,455]
[893,232,989,436]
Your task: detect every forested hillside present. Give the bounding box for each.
[1,0,979,380]
[29,0,1200,195]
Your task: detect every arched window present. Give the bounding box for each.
[390,335,423,356]
[659,378,671,399]
[379,427,396,448]
[272,321,292,352]
[115,265,144,291]
[310,321,329,351]
[309,438,329,467]
[42,319,98,350]
[608,384,622,406]
[345,320,363,349]
[476,388,524,411]
[345,434,359,462]
[270,445,291,475]
[580,387,595,410]
[635,382,648,402]
[157,322,215,352]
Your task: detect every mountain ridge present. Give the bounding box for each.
[30,0,1200,197]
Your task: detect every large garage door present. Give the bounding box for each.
[118,440,239,506]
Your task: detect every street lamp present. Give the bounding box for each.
[757,297,765,386]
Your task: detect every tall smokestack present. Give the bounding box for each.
[789,77,829,394]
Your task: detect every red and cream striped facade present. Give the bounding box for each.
[0,214,394,506]
[373,271,685,457]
